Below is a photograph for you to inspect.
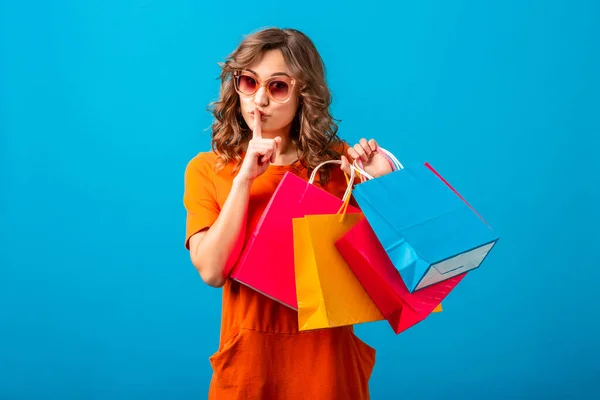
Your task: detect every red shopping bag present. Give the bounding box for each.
[231,161,360,309]
[336,217,465,334]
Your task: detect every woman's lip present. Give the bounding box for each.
[250,111,268,118]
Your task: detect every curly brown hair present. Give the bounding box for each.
[207,27,344,184]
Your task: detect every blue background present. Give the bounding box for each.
[1,0,599,398]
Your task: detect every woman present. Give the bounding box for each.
[184,27,393,399]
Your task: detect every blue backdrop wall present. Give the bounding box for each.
[1,0,599,398]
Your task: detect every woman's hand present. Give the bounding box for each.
[235,110,282,185]
[340,138,393,178]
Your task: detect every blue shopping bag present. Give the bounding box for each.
[351,150,499,293]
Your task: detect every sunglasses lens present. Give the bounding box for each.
[236,72,292,101]
[237,75,258,95]
[268,80,290,101]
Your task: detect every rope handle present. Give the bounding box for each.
[308,160,355,205]
[354,146,403,181]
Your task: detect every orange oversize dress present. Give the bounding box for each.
[184,149,376,400]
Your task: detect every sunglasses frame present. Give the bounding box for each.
[233,70,297,103]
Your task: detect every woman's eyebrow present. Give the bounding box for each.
[247,69,290,78]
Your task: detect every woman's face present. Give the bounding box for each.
[237,49,300,137]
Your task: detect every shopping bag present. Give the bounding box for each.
[336,217,459,334]
[231,160,360,310]
[351,149,499,292]
[293,187,384,331]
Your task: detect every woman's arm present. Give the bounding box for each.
[187,113,280,288]
[188,177,252,288]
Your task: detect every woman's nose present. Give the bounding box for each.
[253,86,269,107]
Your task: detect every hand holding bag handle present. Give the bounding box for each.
[354,147,404,181]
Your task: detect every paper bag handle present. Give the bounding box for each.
[308,160,356,205]
[353,147,403,181]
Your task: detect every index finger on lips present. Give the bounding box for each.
[252,109,262,139]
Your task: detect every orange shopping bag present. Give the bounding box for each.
[293,184,384,331]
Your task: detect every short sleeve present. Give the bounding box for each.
[183,154,220,249]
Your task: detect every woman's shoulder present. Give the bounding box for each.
[185,150,241,186]
[184,150,222,180]
[186,150,220,169]
[189,149,219,162]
